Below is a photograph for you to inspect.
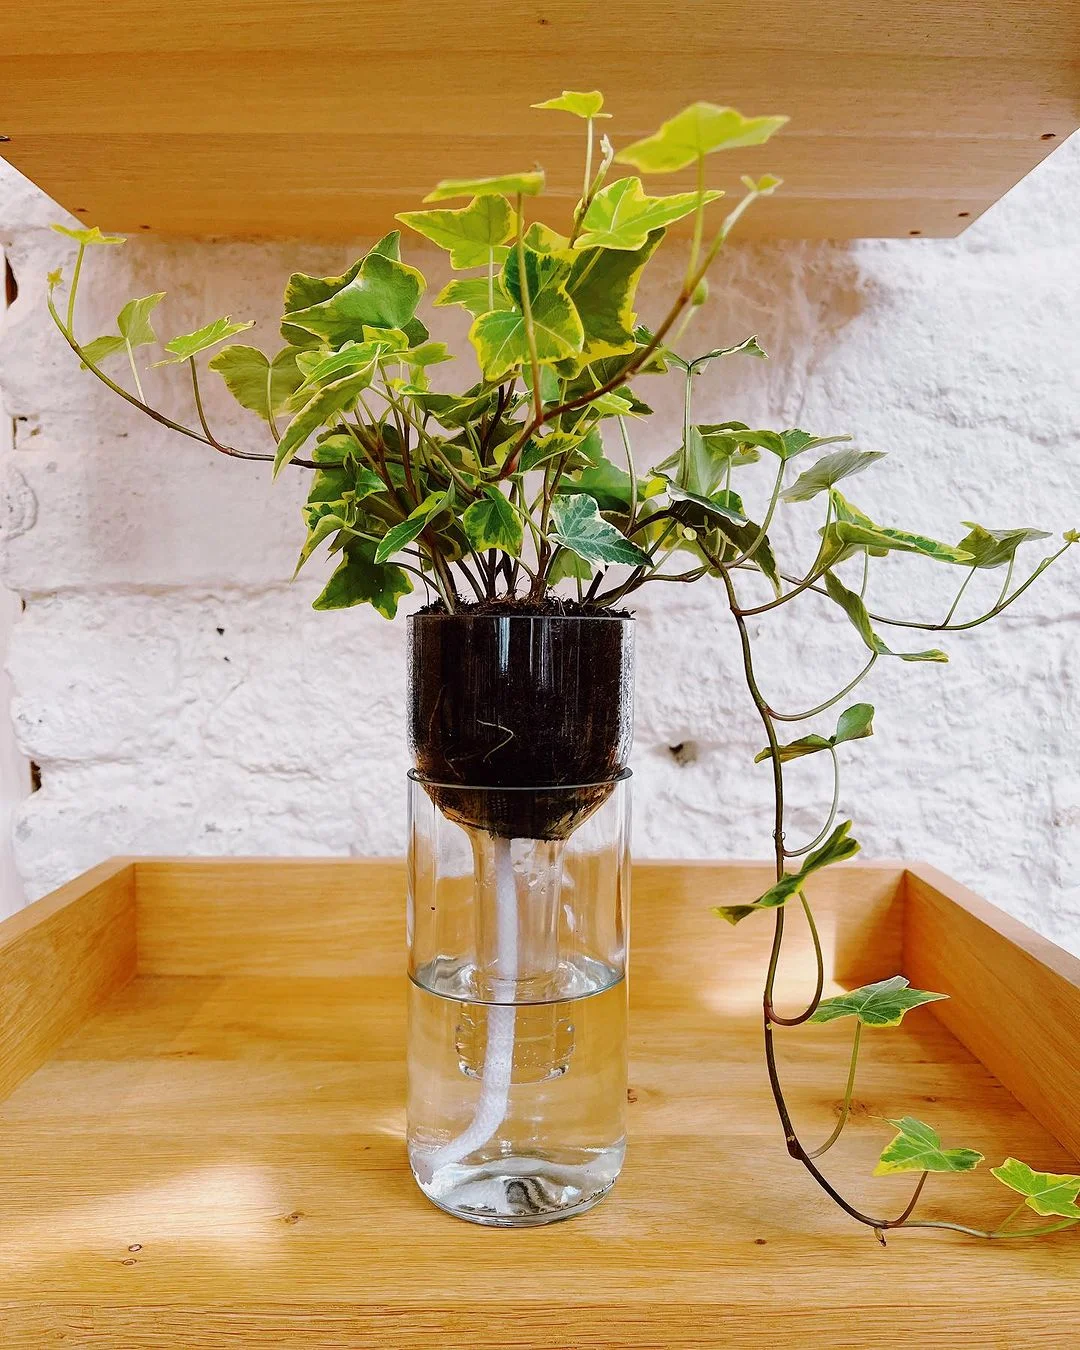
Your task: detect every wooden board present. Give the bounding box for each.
[0,858,1077,1347]
[0,2,1078,241]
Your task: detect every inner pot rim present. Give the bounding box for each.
[407,612,635,624]
[407,767,634,793]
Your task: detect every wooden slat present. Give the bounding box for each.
[0,858,136,1101]
[903,863,1080,1158]
[0,1,1077,241]
[134,857,905,981]
[0,857,1076,1346]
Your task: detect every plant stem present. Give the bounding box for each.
[66,242,85,332]
[808,1021,862,1158]
[784,747,840,858]
[770,655,878,723]
[515,193,543,427]
[124,337,146,403]
[686,154,706,285]
[618,416,639,530]
[727,459,785,568]
[942,565,977,626]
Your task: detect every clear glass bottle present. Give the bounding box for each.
[406,771,631,1226]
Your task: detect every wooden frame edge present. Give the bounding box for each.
[0,857,138,1102]
[902,863,1080,1159]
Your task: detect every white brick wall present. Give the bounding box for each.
[1,142,1077,951]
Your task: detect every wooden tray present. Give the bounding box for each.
[1,858,1077,1347]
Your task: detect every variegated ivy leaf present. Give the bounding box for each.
[875,1117,984,1176]
[575,177,724,251]
[549,494,650,567]
[682,335,767,373]
[274,359,381,476]
[558,232,663,373]
[81,292,166,366]
[117,293,166,349]
[209,345,304,423]
[955,522,1052,568]
[280,240,403,347]
[615,102,788,174]
[825,570,949,664]
[990,1158,1080,1218]
[461,486,523,556]
[396,195,518,270]
[754,702,874,764]
[51,223,126,247]
[294,509,352,577]
[561,457,637,515]
[285,251,426,348]
[424,170,545,203]
[532,90,610,120]
[782,448,887,502]
[827,491,974,564]
[518,427,600,474]
[154,317,255,365]
[469,248,583,380]
[525,221,572,253]
[434,276,513,319]
[313,538,412,618]
[374,492,449,564]
[809,975,947,1027]
[714,820,858,925]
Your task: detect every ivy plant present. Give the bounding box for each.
[46,93,1078,1243]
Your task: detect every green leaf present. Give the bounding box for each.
[433,276,513,319]
[714,821,858,925]
[461,486,523,556]
[777,429,852,461]
[285,253,426,347]
[549,494,651,567]
[396,195,518,269]
[274,361,379,475]
[312,538,412,618]
[663,477,748,528]
[809,975,947,1027]
[874,1118,984,1176]
[548,548,593,583]
[827,492,973,564]
[78,334,127,367]
[116,293,166,349]
[294,509,350,577]
[374,492,447,564]
[754,702,874,764]
[532,90,610,120]
[424,170,545,203]
[51,223,125,247]
[655,424,760,495]
[615,102,788,174]
[685,334,768,371]
[825,570,949,663]
[209,345,304,422]
[281,257,364,345]
[562,456,636,514]
[562,232,663,370]
[154,316,255,365]
[990,1159,1080,1218]
[955,522,1052,569]
[469,249,583,380]
[782,448,887,502]
[405,340,453,367]
[575,177,724,251]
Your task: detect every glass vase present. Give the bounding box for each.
[406,771,631,1226]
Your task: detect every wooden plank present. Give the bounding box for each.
[0,857,1076,1345]
[903,863,1080,1158]
[0,858,136,1102]
[134,857,905,980]
[0,0,1077,241]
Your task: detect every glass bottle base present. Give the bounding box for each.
[410,1149,624,1227]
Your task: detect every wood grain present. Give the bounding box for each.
[0,1,1077,241]
[0,857,136,1101]
[0,857,1076,1346]
[903,862,1080,1158]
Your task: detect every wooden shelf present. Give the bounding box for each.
[0,2,1078,241]
[0,857,1078,1346]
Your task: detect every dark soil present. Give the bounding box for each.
[408,609,634,839]
[415,596,632,620]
